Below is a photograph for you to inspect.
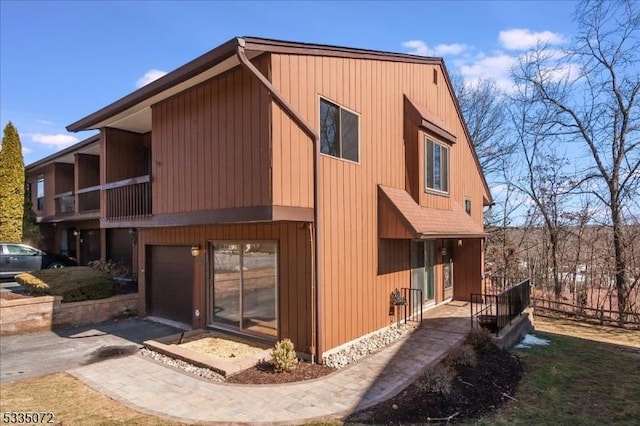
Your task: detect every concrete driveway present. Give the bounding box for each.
[0,317,182,383]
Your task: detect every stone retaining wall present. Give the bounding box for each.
[0,293,138,336]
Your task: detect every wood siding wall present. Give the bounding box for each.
[28,166,56,217]
[54,163,74,194]
[135,222,311,352]
[150,56,271,215]
[452,238,483,301]
[270,54,488,352]
[102,128,148,183]
[75,154,100,189]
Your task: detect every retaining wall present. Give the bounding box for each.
[0,293,138,336]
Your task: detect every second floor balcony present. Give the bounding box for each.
[104,175,151,221]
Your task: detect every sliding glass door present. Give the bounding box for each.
[210,242,278,337]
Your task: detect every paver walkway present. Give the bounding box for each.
[70,304,470,425]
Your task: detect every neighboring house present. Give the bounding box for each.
[31,36,491,361]
[25,135,134,268]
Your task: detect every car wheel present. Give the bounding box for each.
[47,262,66,269]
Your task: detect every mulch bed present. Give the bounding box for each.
[345,342,523,424]
[227,360,336,384]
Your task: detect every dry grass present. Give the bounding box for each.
[178,336,265,359]
[534,315,640,348]
[0,373,183,425]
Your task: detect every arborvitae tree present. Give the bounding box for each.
[0,122,25,242]
[22,171,42,247]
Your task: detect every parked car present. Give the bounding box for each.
[0,243,78,278]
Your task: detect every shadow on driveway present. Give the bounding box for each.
[0,317,182,383]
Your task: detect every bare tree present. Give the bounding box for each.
[452,76,515,178]
[512,0,640,319]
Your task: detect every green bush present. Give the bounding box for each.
[16,267,114,302]
[271,338,298,372]
[447,343,478,368]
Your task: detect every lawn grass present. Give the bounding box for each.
[472,326,640,425]
[0,373,184,425]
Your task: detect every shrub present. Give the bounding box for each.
[16,267,114,302]
[271,338,298,372]
[465,328,493,351]
[418,364,454,396]
[447,343,477,368]
[88,259,132,278]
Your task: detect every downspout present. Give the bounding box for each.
[236,38,324,363]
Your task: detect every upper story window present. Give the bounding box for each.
[319,97,359,163]
[465,198,472,215]
[36,176,44,211]
[425,138,449,194]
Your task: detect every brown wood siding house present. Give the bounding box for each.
[60,37,491,361]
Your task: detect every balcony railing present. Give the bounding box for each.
[471,278,531,336]
[77,185,100,213]
[104,175,151,221]
[54,192,75,215]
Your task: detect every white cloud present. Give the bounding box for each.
[28,133,79,148]
[499,28,566,51]
[459,53,518,92]
[136,69,168,88]
[22,146,33,154]
[35,119,54,125]
[403,40,467,56]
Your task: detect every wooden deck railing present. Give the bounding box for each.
[54,192,75,215]
[104,175,151,221]
[77,185,100,213]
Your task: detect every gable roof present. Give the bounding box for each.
[66,36,441,133]
[65,36,491,203]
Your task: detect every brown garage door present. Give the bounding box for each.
[146,246,193,325]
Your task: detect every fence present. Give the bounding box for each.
[471,278,531,336]
[532,297,640,329]
[104,175,151,220]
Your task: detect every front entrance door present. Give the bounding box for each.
[209,241,278,337]
[411,240,435,312]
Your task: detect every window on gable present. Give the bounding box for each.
[425,138,449,194]
[36,176,45,211]
[465,198,472,215]
[320,97,359,162]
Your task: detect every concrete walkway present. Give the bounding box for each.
[70,304,470,425]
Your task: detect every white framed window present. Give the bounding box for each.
[319,97,359,162]
[425,138,449,193]
[465,198,472,215]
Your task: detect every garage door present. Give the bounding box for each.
[146,246,193,325]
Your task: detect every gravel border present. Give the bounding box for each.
[141,322,416,378]
[323,323,416,369]
[140,348,224,382]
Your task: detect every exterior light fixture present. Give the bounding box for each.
[440,247,447,257]
[72,230,79,237]
[191,245,201,257]
[458,239,463,247]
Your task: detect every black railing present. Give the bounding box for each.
[402,287,424,324]
[471,278,531,336]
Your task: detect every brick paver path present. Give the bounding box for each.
[70,304,470,424]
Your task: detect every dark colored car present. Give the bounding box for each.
[0,243,78,278]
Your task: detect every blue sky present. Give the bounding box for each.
[1,0,579,165]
